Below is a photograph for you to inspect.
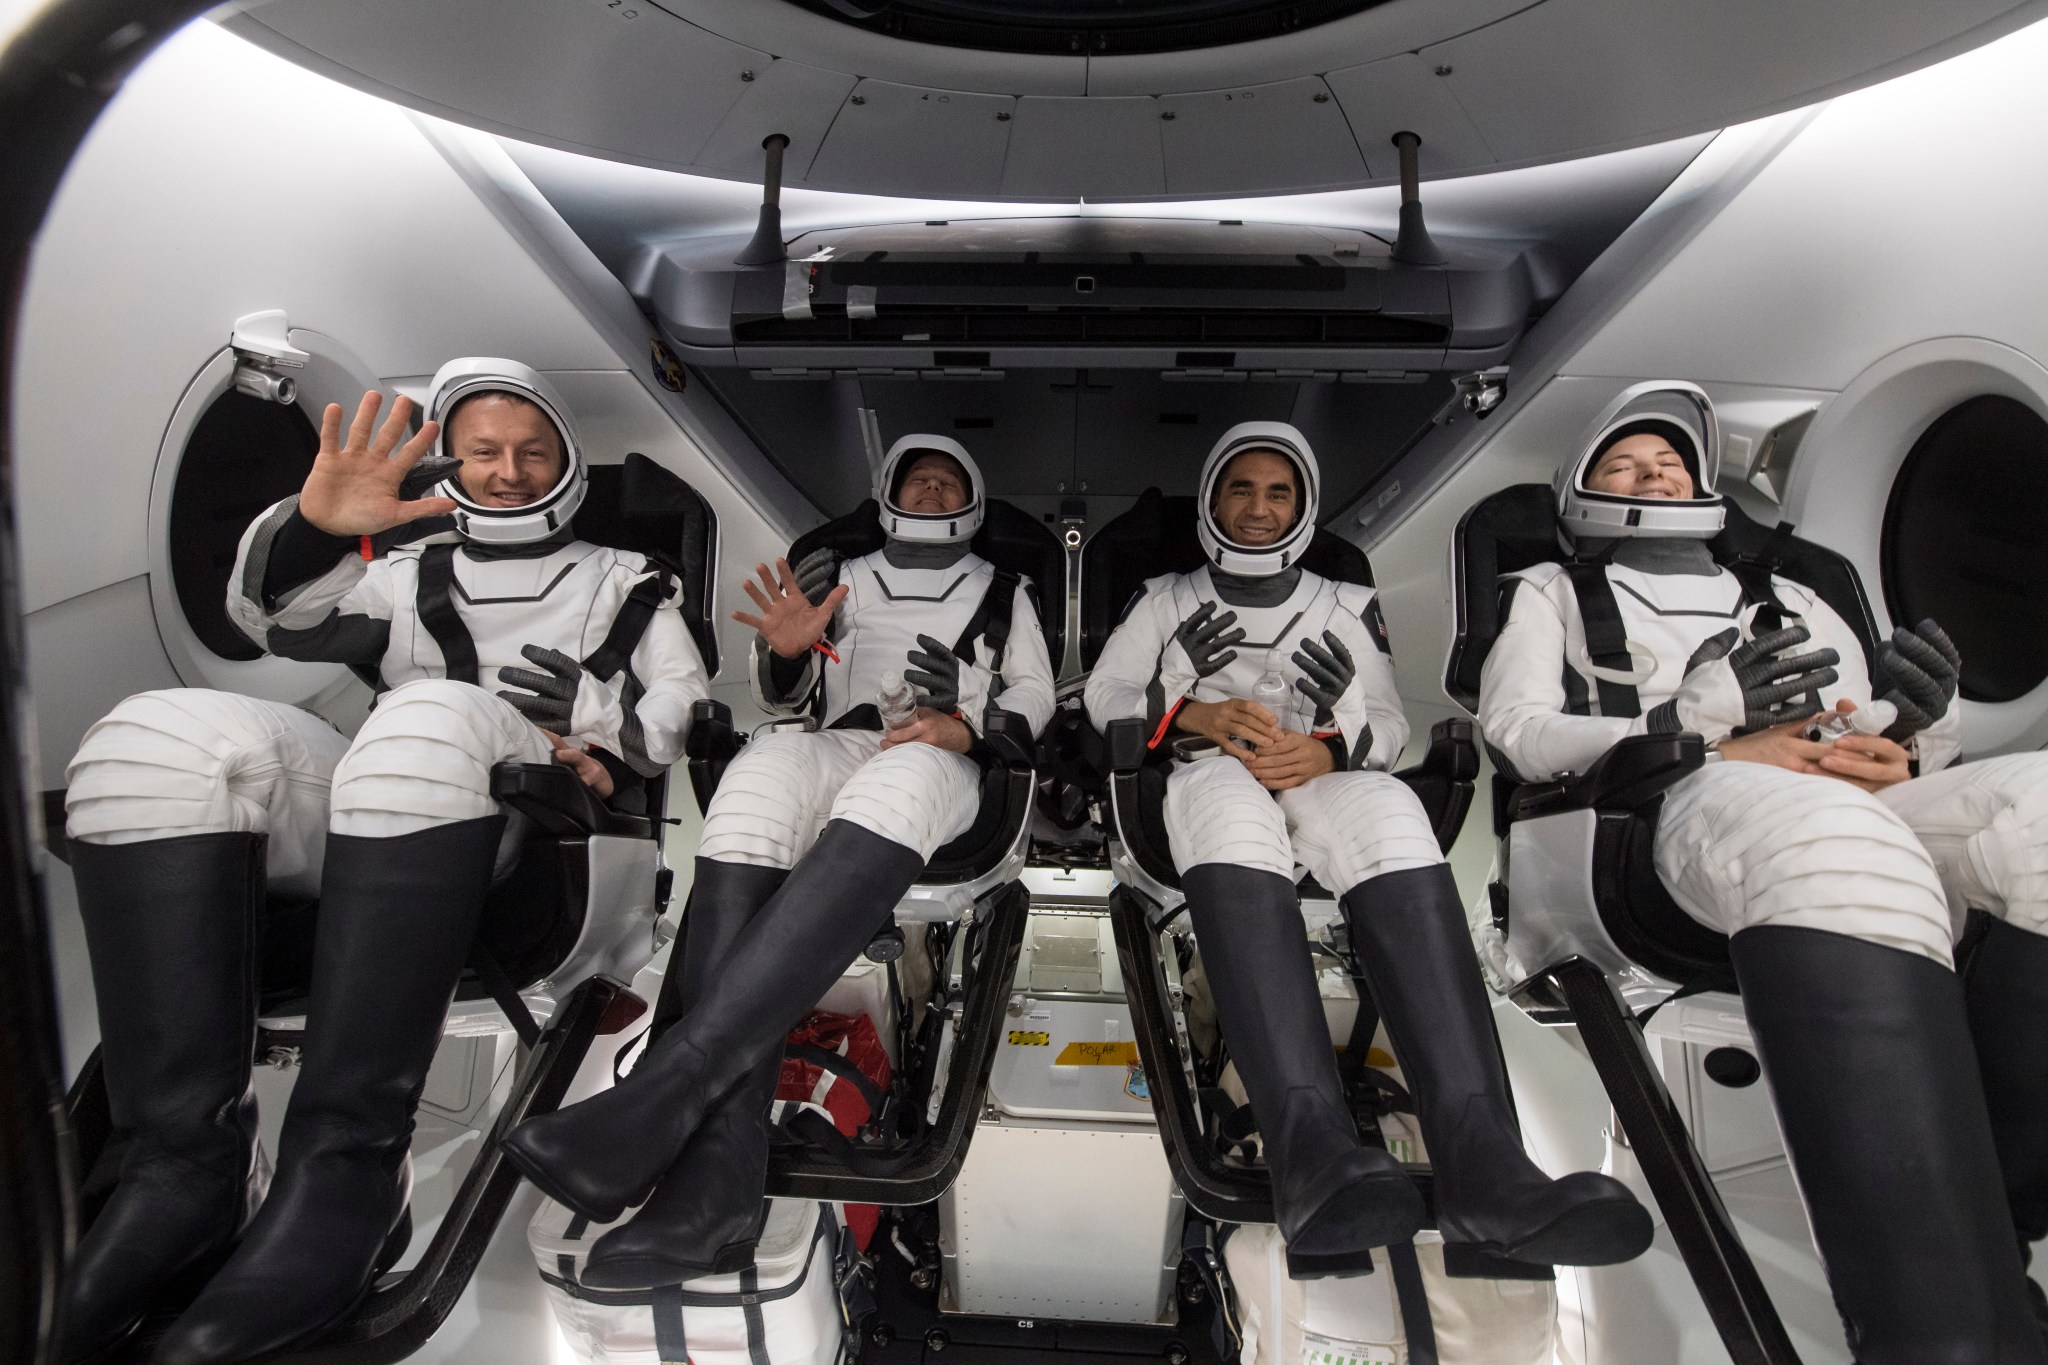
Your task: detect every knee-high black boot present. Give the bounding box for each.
[1185,864,1425,1278]
[579,859,791,1288]
[502,820,925,1223]
[1732,925,2048,1364]
[1343,864,1652,1266]
[59,833,268,1363]
[152,815,505,1365]
[1965,916,2048,1336]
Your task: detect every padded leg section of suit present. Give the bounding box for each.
[502,820,926,1223]
[1278,770,1442,893]
[153,816,505,1365]
[1655,761,1956,966]
[327,679,553,841]
[1883,751,2048,939]
[698,731,871,870]
[65,689,346,897]
[1185,863,1423,1278]
[1730,925,2048,1365]
[1343,864,1652,1267]
[59,833,268,1362]
[580,860,790,1287]
[1165,758,1294,877]
[1967,917,2048,1264]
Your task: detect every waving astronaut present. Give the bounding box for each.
[1084,422,1651,1279]
[501,434,1055,1289]
[1479,382,2048,1362]
[59,360,709,1365]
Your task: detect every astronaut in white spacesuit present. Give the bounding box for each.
[1478,383,2048,1362]
[1085,422,1651,1279]
[502,434,1055,1290]
[60,359,709,1365]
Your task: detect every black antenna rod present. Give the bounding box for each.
[1389,131,1447,266]
[734,133,792,267]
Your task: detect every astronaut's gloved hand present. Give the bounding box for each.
[497,645,598,731]
[905,635,963,713]
[1291,631,1354,727]
[1645,624,1840,743]
[1174,602,1246,679]
[1876,619,1961,742]
[792,547,842,607]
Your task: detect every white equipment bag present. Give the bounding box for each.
[1224,1223,1556,1365]
[531,1196,850,1365]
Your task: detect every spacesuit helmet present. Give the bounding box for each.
[425,357,587,546]
[875,434,985,544]
[1196,421,1321,578]
[1556,382,1724,541]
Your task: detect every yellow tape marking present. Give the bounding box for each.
[1007,1030,1050,1046]
[1054,1040,1141,1067]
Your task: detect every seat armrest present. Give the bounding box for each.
[490,762,614,837]
[1104,717,1150,774]
[1393,718,1480,785]
[1512,734,1707,820]
[979,706,1035,771]
[685,698,739,764]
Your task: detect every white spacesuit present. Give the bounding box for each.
[61,359,709,1365]
[1477,382,2048,1363]
[1085,422,1650,1279]
[503,434,1055,1291]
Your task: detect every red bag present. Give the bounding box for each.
[777,1010,893,1250]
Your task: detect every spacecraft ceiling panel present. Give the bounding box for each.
[225,0,2048,200]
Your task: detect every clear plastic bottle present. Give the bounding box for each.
[1252,650,1290,715]
[878,669,918,731]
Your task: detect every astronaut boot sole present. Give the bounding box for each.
[1443,1184,1655,1268]
[1281,1150,1428,1279]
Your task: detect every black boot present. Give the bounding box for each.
[1185,864,1425,1278]
[503,820,924,1223]
[580,859,791,1288]
[1344,864,1651,1267]
[1967,917,2048,1273]
[59,833,268,1363]
[1731,925,2048,1365]
[152,816,505,1365]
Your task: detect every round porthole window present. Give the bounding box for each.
[167,388,319,662]
[1881,394,2048,703]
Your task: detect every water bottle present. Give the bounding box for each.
[1253,650,1290,717]
[878,669,918,731]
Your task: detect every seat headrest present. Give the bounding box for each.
[1079,488,1374,671]
[574,453,721,676]
[786,497,1068,668]
[1445,483,1881,712]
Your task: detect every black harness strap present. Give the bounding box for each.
[1561,561,1642,718]
[584,567,675,682]
[415,544,480,685]
[1724,523,1799,635]
[951,567,1020,674]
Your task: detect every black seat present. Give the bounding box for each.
[1445,481,1883,1365]
[676,497,1059,1205]
[61,452,718,1364]
[1076,491,1496,1271]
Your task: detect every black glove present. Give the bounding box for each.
[1174,601,1245,679]
[792,547,842,607]
[496,644,586,729]
[399,453,463,501]
[1646,624,1840,738]
[1291,631,1355,727]
[905,634,963,712]
[1877,619,1961,742]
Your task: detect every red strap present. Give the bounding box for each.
[1147,698,1186,750]
[358,535,374,561]
[811,640,841,664]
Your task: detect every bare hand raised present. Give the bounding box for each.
[298,391,456,536]
[732,558,850,659]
